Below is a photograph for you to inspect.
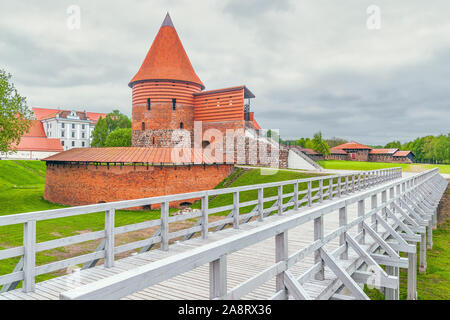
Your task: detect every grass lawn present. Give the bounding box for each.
[318,160,450,174]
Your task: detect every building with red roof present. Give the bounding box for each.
[33,107,106,151]
[326,142,414,163]
[1,120,63,160]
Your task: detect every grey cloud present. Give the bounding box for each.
[0,0,449,145]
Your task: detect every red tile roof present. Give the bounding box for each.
[369,148,398,155]
[393,150,414,157]
[129,13,204,89]
[13,137,63,152]
[330,147,348,155]
[334,141,371,150]
[33,107,61,120]
[23,120,46,137]
[32,107,106,123]
[43,147,227,164]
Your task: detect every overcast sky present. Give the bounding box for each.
[1,0,449,145]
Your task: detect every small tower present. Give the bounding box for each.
[129,13,204,147]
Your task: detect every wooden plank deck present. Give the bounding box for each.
[0,180,393,301]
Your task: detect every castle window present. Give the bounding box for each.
[147,98,151,110]
[72,123,75,129]
[172,98,176,110]
[61,123,65,128]
[61,130,64,137]
[180,122,184,129]
[61,141,64,146]
[142,122,145,130]
[152,137,155,144]
[72,141,75,147]
[82,141,85,147]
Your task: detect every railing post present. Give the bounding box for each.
[329,178,333,200]
[233,191,240,228]
[381,190,387,220]
[337,177,341,197]
[201,194,209,239]
[358,199,365,244]
[319,180,323,203]
[258,187,264,221]
[278,185,283,214]
[314,215,324,280]
[210,255,227,299]
[352,174,356,193]
[105,209,115,268]
[419,232,427,273]
[407,251,417,300]
[294,183,299,210]
[160,201,169,251]
[345,176,349,194]
[339,206,348,259]
[275,231,288,299]
[307,181,312,206]
[427,221,433,249]
[23,220,36,293]
[371,194,378,232]
[357,174,361,191]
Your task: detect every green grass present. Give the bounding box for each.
[318,160,450,174]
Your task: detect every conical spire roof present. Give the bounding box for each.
[129,13,204,89]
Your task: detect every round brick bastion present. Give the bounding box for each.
[43,147,234,210]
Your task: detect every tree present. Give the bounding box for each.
[91,110,131,147]
[105,109,131,132]
[0,70,33,153]
[312,131,331,155]
[385,140,401,149]
[91,117,108,147]
[105,128,131,147]
[326,137,347,148]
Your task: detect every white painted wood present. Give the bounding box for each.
[105,209,115,268]
[233,191,239,228]
[210,255,227,299]
[23,220,36,293]
[258,188,264,221]
[283,271,311,300]
[201,195,209,239]
[407,251,417,300]
[313,213,325,282]
[160,201,169,251]
[319,248,369,300]
[275,231,288,299]
[339,206,348,260]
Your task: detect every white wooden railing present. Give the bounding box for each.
[0,167,401,294]
[58,167,447,300]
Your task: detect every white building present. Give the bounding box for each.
[34,108,106,151]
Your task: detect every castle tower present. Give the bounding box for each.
[129,13,204,147]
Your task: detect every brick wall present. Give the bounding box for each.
[44,163,233,209]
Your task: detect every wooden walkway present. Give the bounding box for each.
[0,180,411,300]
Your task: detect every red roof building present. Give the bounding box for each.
[327,142,415,163]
